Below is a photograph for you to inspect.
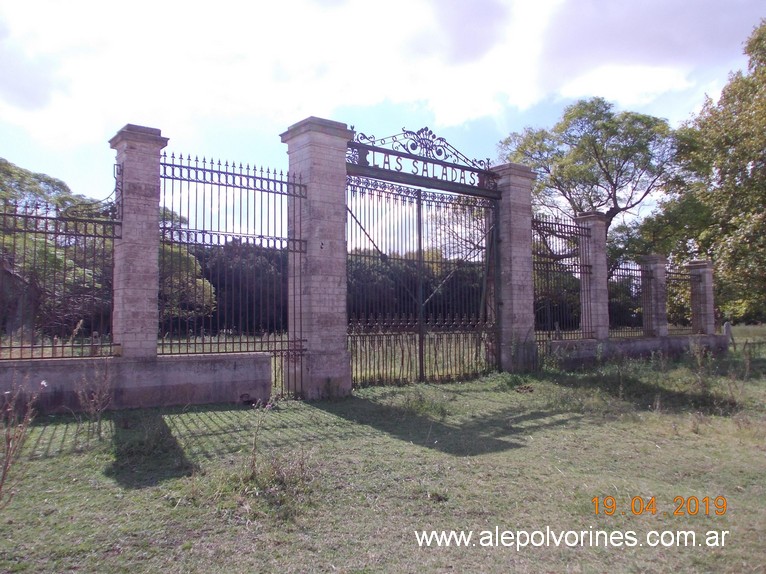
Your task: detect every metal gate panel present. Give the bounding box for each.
[347,175,499,385]
[159,154,306,396]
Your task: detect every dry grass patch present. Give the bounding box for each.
[0,349,764,573]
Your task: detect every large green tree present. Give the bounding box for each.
[0,158,86,206]
[1,159,106,340]
[655,19,766,322]
[500,97,677,231]
[191,240,285,335]
[1,158,217,342]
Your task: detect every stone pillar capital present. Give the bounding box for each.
[575,211,608,223]
[639,253,668,266]
[280,117,353,144]
[109,124,169,150]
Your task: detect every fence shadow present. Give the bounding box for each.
[311,395,582,457]
[538,365,743,415]
[104,409,198,489]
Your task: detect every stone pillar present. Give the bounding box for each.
[640,254,668,337]
[494,163,537,371]
[109,125,168,358]
[575,212,609,340]
[280,117,353,399]
[686,259,715,335]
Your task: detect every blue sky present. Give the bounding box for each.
[0,0,762,200]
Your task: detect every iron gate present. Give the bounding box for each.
[159,154,307,395]
[346,128,499,385]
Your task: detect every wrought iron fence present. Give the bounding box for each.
[159,154,306,393]
[0,198,119,359]
[608,260,644,338]
[347,176,499,385]
[532,215,591,349]
[666,267,696,335]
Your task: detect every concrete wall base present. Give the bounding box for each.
[546,335,728,369]
[1,353,272,413]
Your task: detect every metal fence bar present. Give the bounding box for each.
[159,153,306,395]
[532,215,590,348]
[608,260,645,338]
[666,267,697,335]
[0,199,117,359]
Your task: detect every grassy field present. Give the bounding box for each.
[1,345,765,573]
[731,324,766,344]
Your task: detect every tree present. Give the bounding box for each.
[347,249,398,325]
[0,158,86,206]
[662,19,766,322]
[1,158,218,344]
[500,97,677,231]
[158,243,216,334]
[617,192,715,264]
[1,159,111,342]
[193,240,286,335]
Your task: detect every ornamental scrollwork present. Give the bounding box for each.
[352,127,493,172]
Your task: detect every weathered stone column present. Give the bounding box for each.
[686,259,716,335]
[494,163,537,371]
[575,212,609,340]
[640,254,668,337]
[281,117,353,398]
[109,125,168,358]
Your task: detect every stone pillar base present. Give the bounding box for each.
[284,351,352,400]
[502,339,538,372]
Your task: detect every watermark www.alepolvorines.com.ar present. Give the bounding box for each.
[414,526,730,551]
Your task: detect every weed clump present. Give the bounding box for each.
[398,387,451,420]
[213,410,317,522]
[1,377,45,509]
[75,359,113,441]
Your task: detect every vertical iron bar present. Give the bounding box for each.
[492,201,501,371]
[417,188,425,382]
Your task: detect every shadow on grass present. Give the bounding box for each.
[535,364,742,415]
[104,409,198,489]
[312,394,582,456]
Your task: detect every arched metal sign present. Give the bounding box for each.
[346,127,499,199]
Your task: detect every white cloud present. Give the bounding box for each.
[403,0,567,124]
[558,65,694,107]
[0,0,761,196]
[0,0,569,148]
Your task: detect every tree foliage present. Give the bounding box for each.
[0,159,112,340]
[649,19,766,322]
[347,248,488,327]
[500,97,676,231]
[0,158,217,342]
[193,240,286,334]
[159,243,216,329]
[0,158,86,206]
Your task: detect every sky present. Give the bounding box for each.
[0,0,763,201]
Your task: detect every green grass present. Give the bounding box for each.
[1,347,765,573]
[731,324,766,344]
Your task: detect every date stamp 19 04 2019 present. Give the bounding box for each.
[592,496,727,517]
